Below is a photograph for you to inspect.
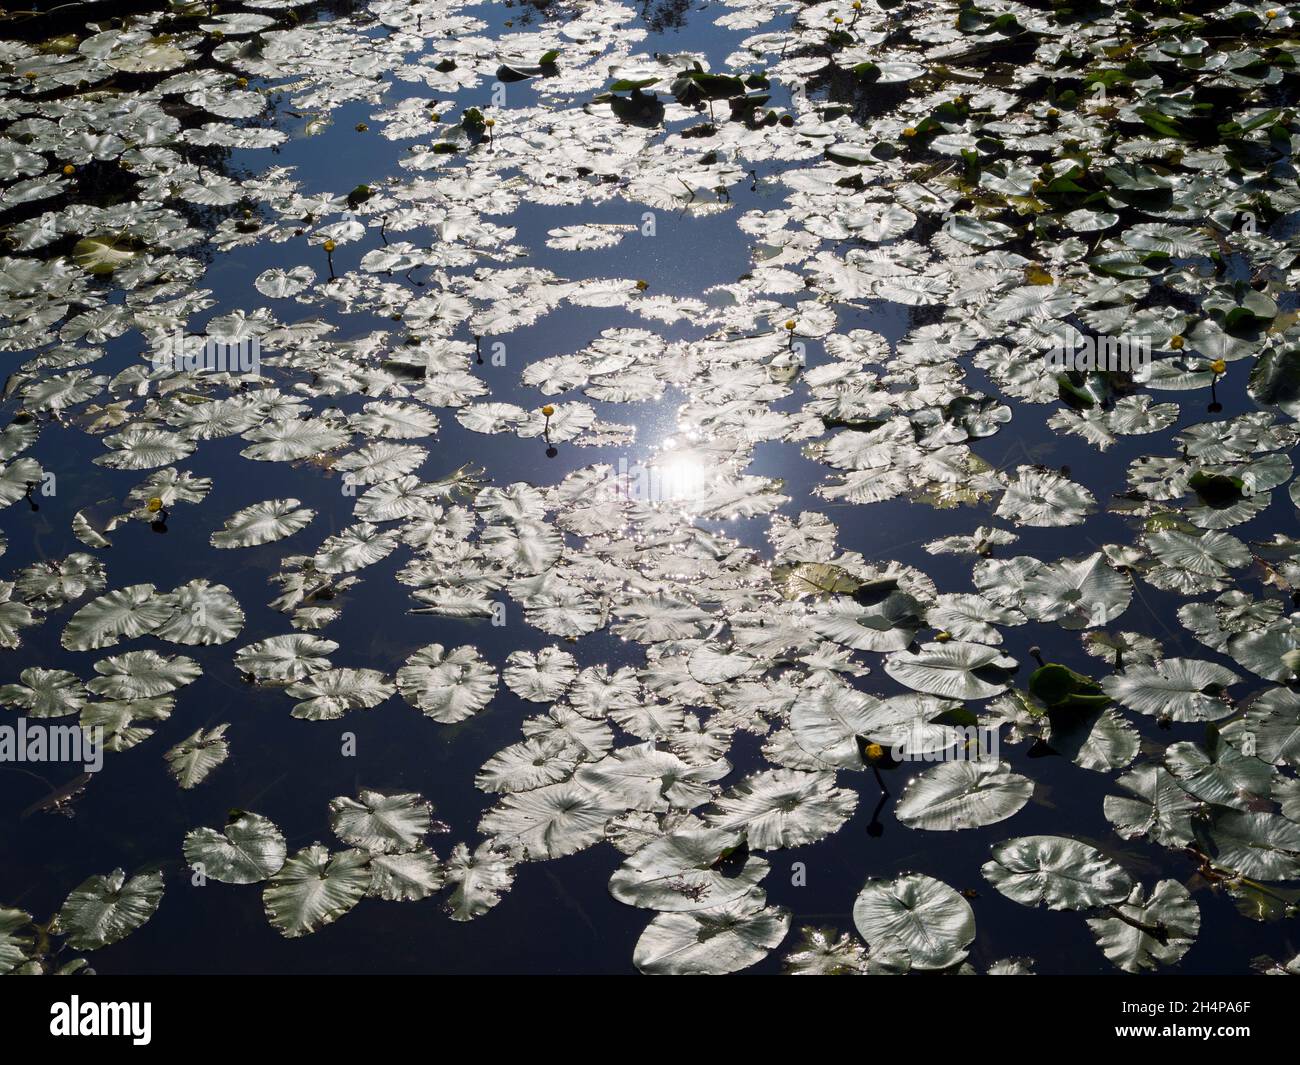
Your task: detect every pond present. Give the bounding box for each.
[0,0,1299,975]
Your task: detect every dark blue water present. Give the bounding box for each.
[0,0,1296,974]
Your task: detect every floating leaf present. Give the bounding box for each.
[894,760,1033,832]
[852,873,974,971]
[1086,881,1200,974]
[235,634,337,684]
[286,668,394,720]
[165,724,230,789]
[397,643,496,722]
[982,836,1132,911]
[0,907,33,974]
[633,892,789,975]
[72,235,138,275]
[884,642,1017,700]
[263,845,371,938]
[61,584,172,651]
[479,781,621,860]
[329,790,431,854]
[1101,658,1238,722]
[368,849,444,902]
[442,842,516,921]
[56,869,164,950]
[211,499,316,549]
[1103,766,1198,848]
[1200,810,1300,881]
[610,827,769,912]
[183,812,287,885]
[705,769,857,849]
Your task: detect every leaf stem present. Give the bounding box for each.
[1104,903,1169,944]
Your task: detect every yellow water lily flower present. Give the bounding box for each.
[146,497,164,514]
[541,405,555,417]
[323,239,337,254]
[1210,358,1226,375]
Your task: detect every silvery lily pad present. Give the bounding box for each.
[183,812,287,885]
[852,873,974,971]
[633,892,790,975]
[56,868,164,950]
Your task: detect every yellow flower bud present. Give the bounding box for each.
[541,405,555,417]
[62,164,75,176]
[863,742,886,764]
[1169,334,1185,350]
[1209,358,1226,375]
[323,239,337,253]
[902,126,918,138]
[146,497,164,513]
[784,320,796,331]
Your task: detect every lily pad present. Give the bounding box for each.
[852,873,974,971]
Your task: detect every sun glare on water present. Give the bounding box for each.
[639,435,717,506]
